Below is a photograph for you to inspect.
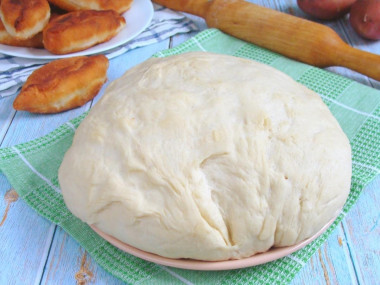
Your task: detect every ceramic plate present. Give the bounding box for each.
[0,0,154,59]
[90,217,335,271]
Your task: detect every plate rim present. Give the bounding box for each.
[0,0,154,59]
[90,217,335,271]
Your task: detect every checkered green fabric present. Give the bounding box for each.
[1,29,379,284]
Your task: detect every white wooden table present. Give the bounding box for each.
[0,1,379,284]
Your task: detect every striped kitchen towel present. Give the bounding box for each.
[0,4,198,97]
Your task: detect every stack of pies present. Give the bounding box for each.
[0,0,131,54]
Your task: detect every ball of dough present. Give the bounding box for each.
[59,52,351,261]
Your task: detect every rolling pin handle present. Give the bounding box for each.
[153,0,380,81]
[334,45,380,82]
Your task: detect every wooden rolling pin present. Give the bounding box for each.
[154,0,380,81]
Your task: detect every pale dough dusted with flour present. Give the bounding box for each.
[59,52,351,261]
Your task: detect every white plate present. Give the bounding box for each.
[0,0,154,59]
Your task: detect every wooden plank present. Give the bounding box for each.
[0,178,56,284]
[0,96,62,285]
[341,176,380,285]
[0,70,93,285]
[0,97,16,143]
[0,99,90,147]
[0,62,91,285]
[295,177,380,285]
[292,177,380,284]
[292,225,359,285]
[40,227,125,285]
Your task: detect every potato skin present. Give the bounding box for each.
[297,0,357,20]
[349,0,380,40]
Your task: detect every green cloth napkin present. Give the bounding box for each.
[1,29,379,284]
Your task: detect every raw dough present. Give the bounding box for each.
[59,52,351,261]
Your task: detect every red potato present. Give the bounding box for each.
[350,0,380,40]
[297,0,357,20]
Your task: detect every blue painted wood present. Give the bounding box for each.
[293,177,380,285]
[40,227,125,285]
[341,177,380,285]
[0,40,171,285]
[0,182,55,284]
[0,97,89,147]
[0,0,379,284]
[292,226,358,285]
